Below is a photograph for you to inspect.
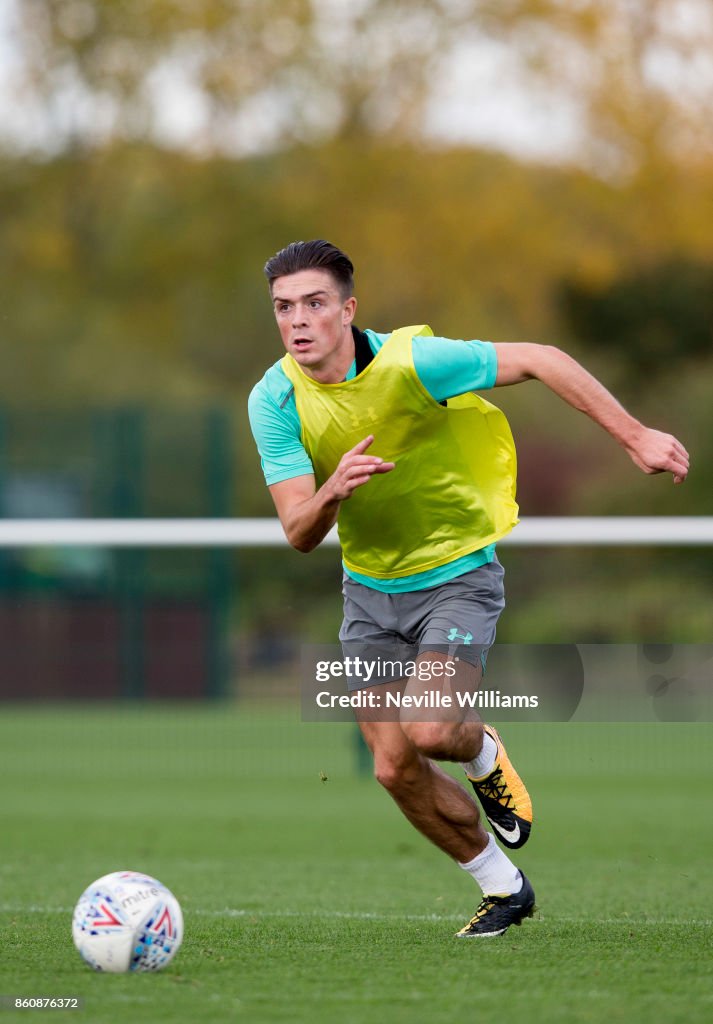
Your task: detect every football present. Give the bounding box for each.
[71,870,184,973]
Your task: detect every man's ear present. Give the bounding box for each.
[343,296,357,326]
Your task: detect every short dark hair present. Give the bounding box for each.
[264,239,354,299]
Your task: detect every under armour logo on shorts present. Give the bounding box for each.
[447,628,473,644]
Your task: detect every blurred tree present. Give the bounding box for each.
[2,139,713,410]
[6,0,713,173]
[9,0,475,150]
[558,258,713,376]
[1,138,712,522]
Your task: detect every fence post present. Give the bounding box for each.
[205,408,232,699]
[112,406,146,699]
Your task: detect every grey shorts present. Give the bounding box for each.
[339,557,505,688]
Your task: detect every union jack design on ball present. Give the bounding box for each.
[151,905,176,938]
[92,902,124,929]
[131,901,181,971]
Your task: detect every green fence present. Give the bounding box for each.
[0,407,234,700]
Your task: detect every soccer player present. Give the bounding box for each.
[248,239,689,937]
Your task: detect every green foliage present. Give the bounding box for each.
[4,139,713,419]
[1,138,712,648]
[559,258,713,375]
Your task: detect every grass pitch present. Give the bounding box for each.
[1,705,711,1023]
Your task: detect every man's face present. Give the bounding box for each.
[271,269,356,380]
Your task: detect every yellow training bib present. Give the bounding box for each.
[281,326,518,579]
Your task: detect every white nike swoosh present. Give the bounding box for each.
[491,819,521,844]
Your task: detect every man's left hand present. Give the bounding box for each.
[624,427,690,484]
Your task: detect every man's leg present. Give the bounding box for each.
[357,715,488,864]
[396,653,534,851]
[341,566,535,934]
[408,558,534,851]
[355,664,536,937]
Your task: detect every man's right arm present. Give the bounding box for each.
[269,436,395,552]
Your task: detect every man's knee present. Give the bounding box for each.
[373,747,422,793]
[401,719,483,761]
[400,720,454,760]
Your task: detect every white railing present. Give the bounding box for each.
[0,517,710,546]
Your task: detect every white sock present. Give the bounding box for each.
[461,730,498,779]
[459,834,522,895]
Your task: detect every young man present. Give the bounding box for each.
[248,239,689,938]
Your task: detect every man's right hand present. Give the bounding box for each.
[268,435,394,552]
[325,435,395,501]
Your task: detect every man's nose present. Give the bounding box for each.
[292,303,308,326]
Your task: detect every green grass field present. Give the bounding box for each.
[1,705,711,1024]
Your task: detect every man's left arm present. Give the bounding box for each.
[493,342,690,484]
